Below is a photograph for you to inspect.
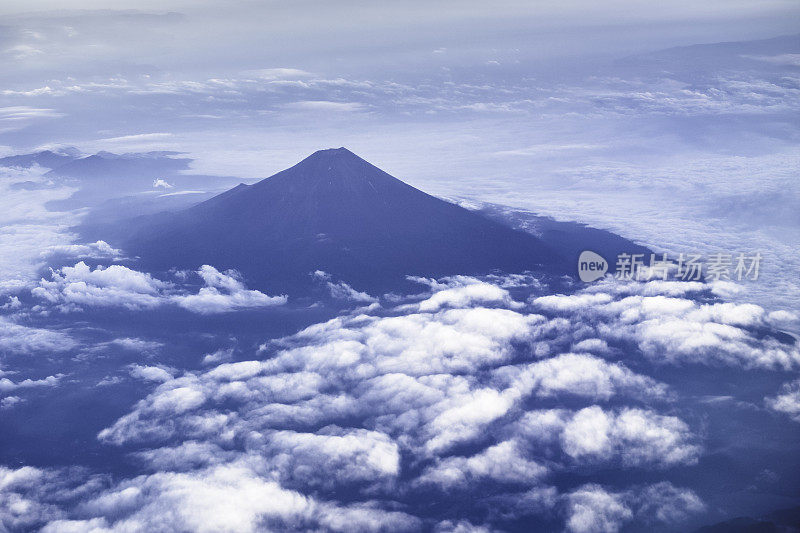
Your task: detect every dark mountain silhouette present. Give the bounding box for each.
[120,148,565,294]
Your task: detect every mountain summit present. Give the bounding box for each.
[122,148,563,294]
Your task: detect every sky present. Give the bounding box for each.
[0,2,800,532]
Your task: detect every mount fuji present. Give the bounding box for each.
[117,148,566,294]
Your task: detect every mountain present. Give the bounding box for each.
[41,151,247,208]
[119,148,564,294]
[45,151,191,182]
[0,149,79,170]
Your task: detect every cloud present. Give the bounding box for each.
[417,440,547,488]
[32,263,287,313]
[565,484,632,533]
[172,265,287,313]
[95,132,173,144]
[259,429,400,489]
[129,364,174,383]
[564,482,704,533]
[201,347,234,366]
[313,270,377,303]
[0,373,62,393]
[0,164,80,295]
[0,106,63,122]
[284,100,367,112]
[414,279,522,312]
[498,352,670,402]
[532,283,800,369]
[41,240,124,260]
[244,68,314,80]
[515,406,699,468]
[91,277,697,530]
[10,274,783,530]
[0,465,107,531]
[33,261,168,311]
[766,379,800,422]
[39,462,420,533]
[0,395,22,409]
[0,317,75,354]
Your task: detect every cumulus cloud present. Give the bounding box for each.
[0,465,107,531]
[172,265,287,314]
[564,482,704,533]
[6,274,792,531]
[33,261,168,310]
[525,406,700,467]
[41,240,123,260]
[532,281,800,369]
[766,379,800,422]
[416,440,547,488]
[7,274,780,530]
[39,462,420,533]
[0,373,62,393]
[84,276,711,531]
[565,484,632,533]
[128,364,175,383]
[0,317,75,354]
[32,262,286,313]
[313,270,377,303]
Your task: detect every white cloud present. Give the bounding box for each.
[313,270,377,303]
[0,373,62,393]
[40,462,420,533]
[92,277,698,528]
[33,261,168,310]
[416,280,521,312]
[0,317,75,354]
[533,287,800,369]
[565,484,632,533]
[128,364,174,383]
[0,164,79,296]
[564,482,704,533]
[41,240,123,260]
[518,406,699,468]
[32,263,287,313]
[1,275,754,530]
[172,265,287,314]
[417,440,547,488]
[766,379,800,422]
[285,100,367,112]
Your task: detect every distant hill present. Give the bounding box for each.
[0,149,79,170]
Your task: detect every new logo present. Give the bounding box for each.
[578,250,608,282]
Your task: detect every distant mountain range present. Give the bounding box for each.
[0,148,80,169]
[0,149,243,207]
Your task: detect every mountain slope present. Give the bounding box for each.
[122,148,564,294]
